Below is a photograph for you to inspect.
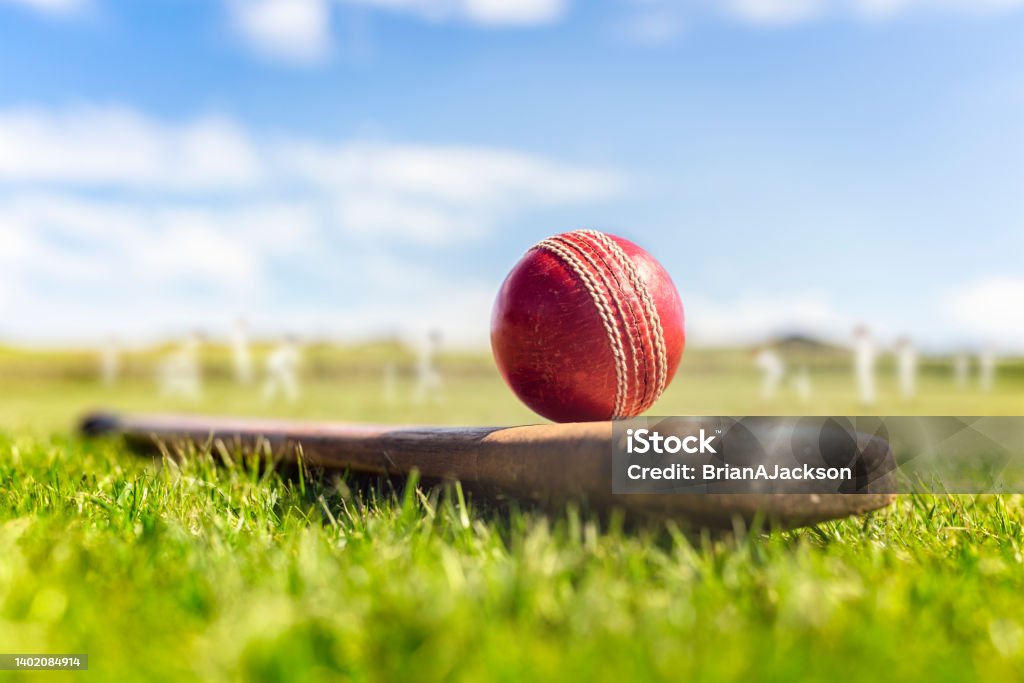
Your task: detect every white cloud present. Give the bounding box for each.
[725,0,826,25]
[946,277,1024,347]
[0,194,499,345]
[228,0,332,64]
[851,0,1024,20]
[619,9,686,45]
[0,104,621,342]
[615,0,1024,34]
[0,105,621,243]
[335,195,487,242]
[338,0,568,25]
[662,283,1023,351]
[0,194,329,342]
[686,290,853,345]
[0,195,317,292]
[0,0,86,17]
[279,140,621,241]
[723,0,1024,24]
[312,251,496,345]
[460,0,568,25]
[222,0,568,63]
[0,107,263,190]
[851,0,914,18]
[277,141,617,205]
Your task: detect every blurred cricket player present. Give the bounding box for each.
[159,333,202,400]
[262,336,301,403]
[754,347,785,400]
[896,336,917,400]
[414,330,445,405]
[853,325,876,406]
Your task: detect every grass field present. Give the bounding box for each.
[2,346,1024,682]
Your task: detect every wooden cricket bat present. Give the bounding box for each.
[80,412,896,529]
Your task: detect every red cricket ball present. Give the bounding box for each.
[491,229,685,423]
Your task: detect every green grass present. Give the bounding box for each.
[2,347,1024,681]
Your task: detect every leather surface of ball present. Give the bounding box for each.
[491,229,685,423]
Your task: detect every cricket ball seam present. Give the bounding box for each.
[557,231,646,415]
[571,231,653,413]
[580,229,669,410]
[550,232,642,415]
[535,237,628,417]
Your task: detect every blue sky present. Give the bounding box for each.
[0,0,1022,350]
